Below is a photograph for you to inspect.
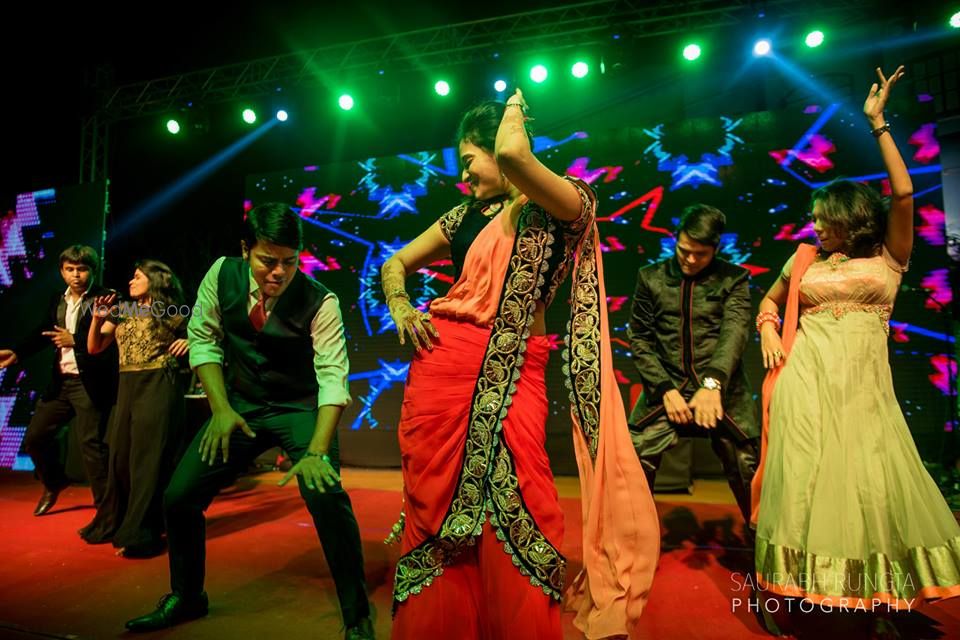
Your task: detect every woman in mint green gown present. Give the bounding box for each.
[753,66,960,636]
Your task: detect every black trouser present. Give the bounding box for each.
[631,415,759,528]
[163,404,370,627]
[22,377,110,506]
[84,367,185,547]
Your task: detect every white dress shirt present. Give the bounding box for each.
[59,288,86,375]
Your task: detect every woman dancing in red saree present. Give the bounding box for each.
[380,91,660,639]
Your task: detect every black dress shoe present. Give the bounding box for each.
[33,488,61,516]
[345,617,375,640]
[125,592,208,632]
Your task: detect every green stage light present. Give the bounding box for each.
[571,61,589,78]
[338,94,354,111]
[166,119,181,135]
[434,80,450,96]
[805,30,825,47]
[951,11,960,28]
[682,43,702,61]
[276,110,289,122]
[494,79,507,92]
[530,65,548,83]
[242,108,257,124]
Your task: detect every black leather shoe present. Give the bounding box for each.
[125,592,208,632]
[33,489,61,516]
[345,617,375,640]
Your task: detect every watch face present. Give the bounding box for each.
[703,378,721,390]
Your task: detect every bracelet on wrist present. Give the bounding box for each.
[304,451,331,463]
[755,311,782,334]
[870,122,891,138]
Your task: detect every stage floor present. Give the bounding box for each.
[1,468,959,639]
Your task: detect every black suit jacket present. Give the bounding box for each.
[14,285,119,411]
[627,256,759,440]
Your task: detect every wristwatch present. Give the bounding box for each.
[304,451,332,464]
[701,377,722,392]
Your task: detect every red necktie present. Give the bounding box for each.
[249,295,269,332]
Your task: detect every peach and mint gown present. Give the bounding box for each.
[756,246,960,608]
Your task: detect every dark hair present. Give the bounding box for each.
[134,259,185,330]
[677,204,726,247]
[242,203,303,251]
[59,245,99,274]
[455,101,534,153]
[810,180,887,258]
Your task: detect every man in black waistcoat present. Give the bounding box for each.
[0,245,118,525]
[627,205,760,532]
[126,204,373,639]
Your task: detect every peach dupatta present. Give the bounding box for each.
[749,243,818,526]
[565,224,661,639]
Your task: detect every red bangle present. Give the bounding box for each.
[755,311,781,333]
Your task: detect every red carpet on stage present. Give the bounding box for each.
[2,468,959,639]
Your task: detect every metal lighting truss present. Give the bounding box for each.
[80,0,872,182]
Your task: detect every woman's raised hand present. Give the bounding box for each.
[864,65,905,124]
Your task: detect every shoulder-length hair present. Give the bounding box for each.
[810,180,887,258]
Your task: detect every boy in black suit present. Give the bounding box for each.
[0,244,118,531]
